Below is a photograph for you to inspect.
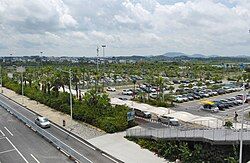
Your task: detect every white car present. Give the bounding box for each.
[150,93,158,99]
[107,87,116,92]
[35,116,51,128]
[174,95,184,103]
[122,89,133,95]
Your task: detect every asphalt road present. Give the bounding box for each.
[0,107,72,163]
[0,94,119,163]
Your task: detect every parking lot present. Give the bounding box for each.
[174,90,250,120]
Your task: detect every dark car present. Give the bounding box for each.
[220,99,234,107]
[186,94,194,100]
[217,89,225,95]
[227,98,240,105]
[213,101,226,111]
[193,94,201,99]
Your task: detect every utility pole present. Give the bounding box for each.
[101,45,106,91]
[239,77,246,163]
[40,51,43,67]
[69,69,73,121]
[0,65,2,93]
[96,46,99,71]
[57,68,73,122]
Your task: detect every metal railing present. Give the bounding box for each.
[126,127,250,143]
[0,100,92,163]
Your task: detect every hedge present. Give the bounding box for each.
[3,78,130,133]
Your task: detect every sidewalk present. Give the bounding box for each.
[1,87,167,163]
[88,130,167,163]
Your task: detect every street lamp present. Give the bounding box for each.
[16,66,25,104]
[102,45,106,91]
[40,51,43,66]
[0,65,2,93]
[57,68,73,122]
[239,77,247,163]
[96,46,100,71]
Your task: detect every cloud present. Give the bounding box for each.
[0,0,250,56]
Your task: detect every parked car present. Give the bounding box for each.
[134,108,151,119]
[220,99,234,107]
[158,115,180,126]
[119,97,128,100]
[200,103,219,112]
[107,87,116,92]
[212,100,226,111]
[150,93,158,99]
[35,116,51,128]
[192,94,201,99]
[186,94,194,100]
[217,89,225,95]
[122,89,133,95]
[174,95,184,103]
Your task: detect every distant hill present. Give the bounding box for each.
[190,54,206,58]
[162,52,187,58]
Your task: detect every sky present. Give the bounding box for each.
[0,0,250,57]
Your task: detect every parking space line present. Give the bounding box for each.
[0,130,5,136]
[5,137,29,163]
[0,149,15,155]
[30,154,40,163]
[4,127,13,136]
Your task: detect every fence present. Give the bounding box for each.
[0,100,92,163]
[126,127,250,144]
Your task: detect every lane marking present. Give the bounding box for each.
[0,149,15,155]
[101,153,119,163]
[5,137,29,163]
[52,124,96,151]
[0,130,5,136]
[0,95,96,151]
[4,127,13,136]
[30,154,40,163]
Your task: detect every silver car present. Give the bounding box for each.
[35,116,51,128]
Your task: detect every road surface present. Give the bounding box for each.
[0,107,72,163]
[0,94,121,163]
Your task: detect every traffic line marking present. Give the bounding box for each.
[0,149,15,154]
[5,137,29,163]
[52,124,96,151]
[4,127,13,136]
[101,153,119,163]
[0,130,5,136]
[30,154,40,163]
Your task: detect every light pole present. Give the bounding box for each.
[102,45,106,92]
[40,51,43,66]
[239,76,246,163]
[0,65,2,93]
[17,66,25,104]
[96,46,99,71]
[57,68,73,122]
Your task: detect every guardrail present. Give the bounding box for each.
[126,127,250,144]
[0,100,92,163]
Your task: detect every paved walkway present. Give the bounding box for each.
[1,87,167,163]
[88,131,167,163]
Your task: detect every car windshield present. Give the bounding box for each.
[41,118,49,123]
[171,121,179,125]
